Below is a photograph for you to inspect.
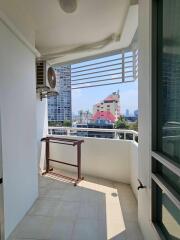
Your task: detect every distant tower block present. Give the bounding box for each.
[48,65,72,123]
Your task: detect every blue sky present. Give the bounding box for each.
[72,81,138,115]
[71,53,138,115]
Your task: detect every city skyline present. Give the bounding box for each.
[71,52,138,116]
[48,53,138,121]
[72,80,138,116]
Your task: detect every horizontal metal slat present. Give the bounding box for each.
[72,80,135,89]
[71,57,122,71]
[71,72,122,82]
[71,76,124,86]
[71,63,122,75]
[71,67,122,78]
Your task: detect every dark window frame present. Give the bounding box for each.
[151,0,180,239]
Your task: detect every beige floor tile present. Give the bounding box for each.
[42,187,66,199]
[107,219,126,240]
[83,175,101,184]
[117,186,135,200]
[39,185,49,197]
[72,219,99,240]
[28,198,62,217]
[106,204,124,222]
[123,210,138,223]
[78,181,103,197]
[97,220,108,240]
[125,221,144,240]
[106,193,121,206]
[38,175,54,188]
[97,201,107,220]
[113,182,130,189]
[51,180,72,190]
[57,201,80,220]
[120,197,137,212]
[99,178,114,188]
[9,172,144,240]
[80,187,103,203]
[49,218,75,240]
[11,215,53,240]
[61,187,84,202]
[78,201,98,219]
[95,184,115,194]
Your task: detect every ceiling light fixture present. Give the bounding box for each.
[59,0,77,13]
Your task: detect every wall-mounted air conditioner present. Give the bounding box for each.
[36,60,59,100]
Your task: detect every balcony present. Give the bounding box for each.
[9,174,142,240]
[8,128,142,240]
[1,1,169,240]
[46,127,138,197]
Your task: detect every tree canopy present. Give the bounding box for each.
[114,116,129,129]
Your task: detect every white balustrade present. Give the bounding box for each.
[48,127,138,142]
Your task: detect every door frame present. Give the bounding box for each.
[151,0,180,239]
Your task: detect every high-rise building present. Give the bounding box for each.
[134,109,138,118]
[48,65,72,122]
[126,109,130,117]
[92,91,120,123]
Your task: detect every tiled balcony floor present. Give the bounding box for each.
[9,170,143,240]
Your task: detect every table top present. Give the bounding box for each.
[41,136,84,146]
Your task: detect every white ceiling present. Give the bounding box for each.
[26,0,130,52]
[0,0,138,64]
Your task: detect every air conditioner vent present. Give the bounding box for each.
[36,60,46,86]
[36,59,58,100]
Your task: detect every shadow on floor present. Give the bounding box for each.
[9,171,143,240]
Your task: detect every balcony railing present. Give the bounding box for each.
[48,126,138,142]
[45,126,138,199]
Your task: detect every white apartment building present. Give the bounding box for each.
[93,91,120,122]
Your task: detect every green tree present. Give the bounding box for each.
[78,110,83,123]
[114,116,129,129]
[129,120,138,131]
[48,121,54,126]
[62,120,71,127]
[48,121,62,126]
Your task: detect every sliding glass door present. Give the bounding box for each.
[152,0,180,239]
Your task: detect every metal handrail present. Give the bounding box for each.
[48,127,138,142]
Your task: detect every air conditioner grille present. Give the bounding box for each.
[36,60,45,86]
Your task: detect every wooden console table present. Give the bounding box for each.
[41,136,84,186]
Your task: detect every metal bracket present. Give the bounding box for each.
[0,178,3,184]
[137,179,146,190]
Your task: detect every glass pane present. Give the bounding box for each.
[157,0,180,164]
[153,159,180,195]
[156,185,180,240]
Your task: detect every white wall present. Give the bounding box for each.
[49,136,132,183]
[138,0,158,239]
[0,0,35,46]
[36,98,48,171]
[130,142,138,199]
[0,21,38,239]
